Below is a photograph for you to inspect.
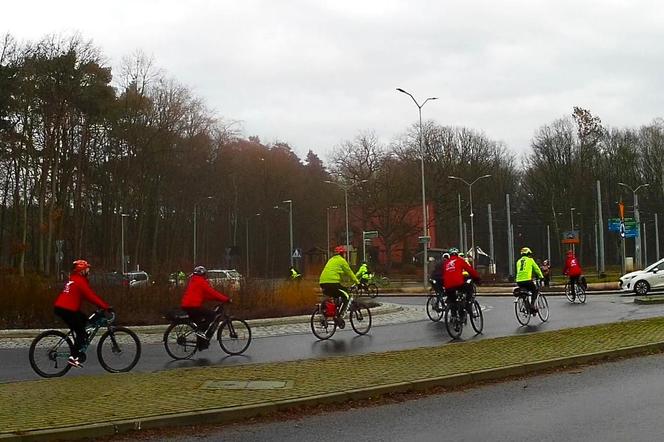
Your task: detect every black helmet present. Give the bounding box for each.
[193,265,207,276]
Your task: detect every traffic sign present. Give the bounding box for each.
[363,230,379,239]
[418,236,431,244]
[561,230,580,244]
[292,248,302,259]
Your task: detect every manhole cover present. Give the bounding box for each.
[201,380,294,390]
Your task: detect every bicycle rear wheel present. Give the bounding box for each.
[218,318,252,355]
[537,295,550,322]
[350,303,372,335]
[368,284,379,298]
[97,327,141,373]
[469,300,484,334]
[515,296,531,326]
[29,330,73,378]
[164,322,198,360]
[426,294,444,322]
[564,283,576,303]
[444,304,463,339]
[310,306,337,340]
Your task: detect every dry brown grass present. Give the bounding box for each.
[0,276,319,329]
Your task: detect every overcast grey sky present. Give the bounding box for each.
[3,0,663,159]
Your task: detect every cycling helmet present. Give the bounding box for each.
[334,245,346,254]
[72,259,90,273]
[448,247,459,255]
[520,247,532,255]
[458,252,465,257]
[442,253,450,260]
[193,265,207,276]
[566,249,574,256]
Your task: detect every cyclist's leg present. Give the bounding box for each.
[570,276,578,298]
[54,307,87,358]
[337,286,350,316]
[183,308,214,334]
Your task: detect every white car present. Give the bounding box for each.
[619,258,664,295]
[207,269,244,291]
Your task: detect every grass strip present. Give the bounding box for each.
[3,316,664,435]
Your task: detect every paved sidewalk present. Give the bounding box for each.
[3,317,664,440]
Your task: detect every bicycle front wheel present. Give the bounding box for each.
[350,304,372,335]
[97,327,141,373]
[577,287,587,304]
[426,294,444,322]
[469,300,484,334]
[310,306,337,340]
[368,284,379,298]
[163,322,198,360]
[444,305,463,339]
[29,330,73,378]
[564,283,575,303]
[537,295,550,322]
[515,297,531,326]
[218,319,252,355]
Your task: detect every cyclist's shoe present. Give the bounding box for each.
[335,317,346,329]
[68,356,83,368]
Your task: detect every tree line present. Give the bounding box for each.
[2,33,663,278]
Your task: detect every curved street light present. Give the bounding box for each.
[324,179,368,261]
[448,174,491,261]
[397,87,438,288]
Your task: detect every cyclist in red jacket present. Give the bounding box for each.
[443,247,481,304]
[181,266,230,345]
[54,260,111,368]
[563,250,583,301]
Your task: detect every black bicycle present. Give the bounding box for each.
[29,310,141,378]
[350,282,379,298]
[514,282,550,326]
[310,290,372,340]
[564,278,587,304]
[426,279,447,322]
[163,304,251,360]
[444,285,483,340]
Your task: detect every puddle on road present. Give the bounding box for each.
[201,380,294,390]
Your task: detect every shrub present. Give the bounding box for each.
[0,275,319,329]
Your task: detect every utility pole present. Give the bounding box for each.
[644,222,648,265]
[635,192,641,268]
[656,213,660,261]
[506,194,513,278]
[488,203,494,272]
[597,180,605,275]
[458,193,463,249]
[547,224,551,263]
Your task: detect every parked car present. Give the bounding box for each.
[619,258,664,295]
[124,271,150,288]
[207,269,243,291]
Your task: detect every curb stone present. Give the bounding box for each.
[3,340,664,441]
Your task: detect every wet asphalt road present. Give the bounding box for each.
[2,293,662,383]
[160,351,664,442]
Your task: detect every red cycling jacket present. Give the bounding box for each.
[563,256,583,277]
[54,273,110,312]
[181,274,230,308]
[443,256,480,290]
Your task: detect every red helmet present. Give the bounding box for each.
[72,260,90,273]
[334,245,346,254]
[566,250,574,256]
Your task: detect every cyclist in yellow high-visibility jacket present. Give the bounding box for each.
[515,247,544,309]
[319,245,359,328]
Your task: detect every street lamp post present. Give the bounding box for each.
[245,213,261,278]
[324,179,368,262]
[274,200,294,268]
[570,207,576,253]
[448,175,492,261]
[396,87,438,288]
[618,182,649,268]
[326,205,338,261]
[193,196,214,265]
[121,213,130,274]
